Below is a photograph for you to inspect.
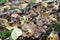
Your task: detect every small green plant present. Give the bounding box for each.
[0,0,6,3]
[0,30,12,39]
[50,21,60,34]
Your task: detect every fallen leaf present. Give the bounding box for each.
[11,28,22,40]
[42,12,49,17]
[19,3,28,9]
[47,32,59,40]
[6,25,17,30]
[27,28,33,33]
[4,20,17,30]
[30,21,36,26]
[3,5,11,9]
[49,17,57,21]
[42,1,47,7]
[11,13,18,18]
[40,27,46,33]
[23,16,27,21]
[21,20,26,25]
[21,16,27,25]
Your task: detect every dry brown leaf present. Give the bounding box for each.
[40,27,46,33]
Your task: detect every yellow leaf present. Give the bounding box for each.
[6,26,13,30]
[47,32,59,40]
[49,16,57,21]
[6,25,17,30]
[30,21,36,26]
[21,20,25,25]
[42,1,47,7]
[27,28,32,33]
[51,17,57,21]
[42,12,49,17]
[3,5,11,9]
[23,16,27,21]
[4,20,17,30]
[21,16,27,25]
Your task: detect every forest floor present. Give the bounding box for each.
[0,0,60,40]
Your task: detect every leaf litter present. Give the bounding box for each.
[0,0,60,40]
